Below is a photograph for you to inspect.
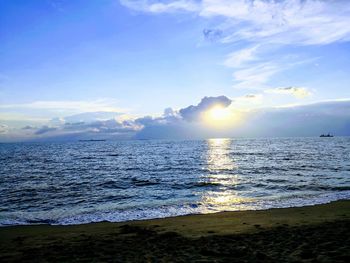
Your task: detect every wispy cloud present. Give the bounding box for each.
[0,99,125,114]
[224,45,260,68]
[232,62,281,89]
[123,0,350,45]
[121,0,350,90]
[120,0,199,13]
[265,86,312,99]
[231,56,318,90]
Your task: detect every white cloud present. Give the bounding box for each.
[2,96,350,142]
[120,0,199,13]
[121,0,350,90]
[179,95,232,121]
[0,99,125,114]
[265,86,312,99]
[233,62,281,89]
[224,45,259,68]
[122,0,350,45]
[63,112,123,123]
[0,112,48,122]
[231,56,318,90]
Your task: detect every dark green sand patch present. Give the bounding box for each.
[1,200,349,262]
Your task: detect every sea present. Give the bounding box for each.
[0,137,349,226]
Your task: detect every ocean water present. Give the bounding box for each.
[0,137,349,226]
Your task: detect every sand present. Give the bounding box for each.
[1,200,349,262]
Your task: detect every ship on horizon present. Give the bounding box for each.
[320,133,334,137]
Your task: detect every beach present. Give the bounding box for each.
[1,200,349,262]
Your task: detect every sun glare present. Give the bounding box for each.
[202,105,244,128]
[203,105,233,127]
[208,106,230,121]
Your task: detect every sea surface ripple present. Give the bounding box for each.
[0,137,349,225]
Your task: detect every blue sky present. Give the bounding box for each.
[0,0,350,141]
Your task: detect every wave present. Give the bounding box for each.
[171,181,223,189]
[1,191,349,227]
[97,180,129,189]
[131,178,160,186]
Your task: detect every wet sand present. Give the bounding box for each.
[1,200,349,262]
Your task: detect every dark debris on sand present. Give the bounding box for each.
[1,220,350,262]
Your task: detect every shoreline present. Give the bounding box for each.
[1,200,349,261]
[2,191,350,227]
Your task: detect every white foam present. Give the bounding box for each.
[1,191,350,226]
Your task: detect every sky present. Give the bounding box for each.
[0,0,350,142]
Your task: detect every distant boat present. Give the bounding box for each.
[79,139,106,142]
[320,133,334,137]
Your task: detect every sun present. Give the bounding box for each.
[202,105,243,128]
[202,105,233,127]
[205,105,231,121]
[208,106,230,121]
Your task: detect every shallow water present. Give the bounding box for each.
[0,137,349,225]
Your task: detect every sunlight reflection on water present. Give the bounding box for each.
[201,138,254,211]
[206,138,236,172]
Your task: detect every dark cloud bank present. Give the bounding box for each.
[11,97,350,142]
